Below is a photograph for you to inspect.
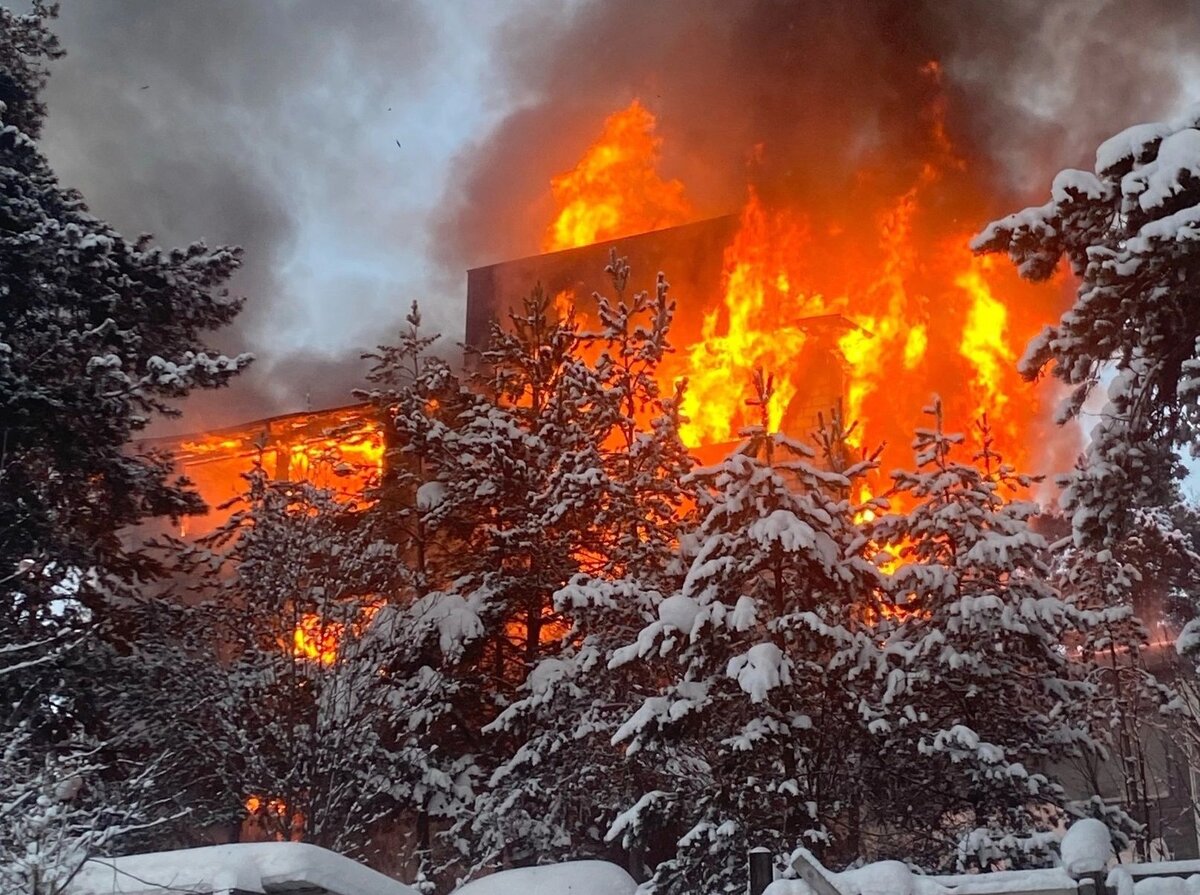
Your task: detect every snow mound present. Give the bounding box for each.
[1060,817,1112,877]
[67,841,418,895]
[765,859,942,895]
[658,593,701,634]
[1131,878,1200,895]
[454,861,637,895]
[769,847,1082,895]
[846,861,916,895]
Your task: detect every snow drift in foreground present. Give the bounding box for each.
[453,861,638,895]
[765,862,1079,895]
[66,841,419,895]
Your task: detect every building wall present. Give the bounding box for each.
[466,216,738,349]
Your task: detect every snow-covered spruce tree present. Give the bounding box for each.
[864,404,1107,870]
[1060,503,1192,860]
[449,287,624,874]
[172,465,408,860]
[469,258,697,877]
[585,252,694,578]
[972,107,1200,858]
[0,716,177,895]
[356,304,487,887]
[353,289,624,881]
[607,372,884,895]
[1163,503,1200,837]
[0,2,248,876]
[972,106,1200,551]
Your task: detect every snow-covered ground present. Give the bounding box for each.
[67,841,419,895]
[453,862,638,895]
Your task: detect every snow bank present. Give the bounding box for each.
[454,861,637,895]
[1060,817,1113,877]
[67,841,418,895]
[1130,878,1200,895]
[767,863,1079,895]
[768,845,1081,895]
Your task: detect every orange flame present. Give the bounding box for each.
[290,603,380,667]
[545,99,692,251]
[659,163,1051,501]
[167,409,386,537]
[548,67,1067,513]
[292,614,343,666]
[956,257,1016,421]
[243,795,303,842]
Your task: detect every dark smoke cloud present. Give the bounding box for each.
[32,0,495,434]
[933,0,1200,196]
[27,0,1200,437]
[435,0,1200,273]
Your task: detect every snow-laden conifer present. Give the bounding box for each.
[0,4,249,880]
[469,259,696,877]
[608,373,882,894]
[866,403,1108,869]
[168,464,430,862]
[972,106,1200,550]
[975,108,1200,859]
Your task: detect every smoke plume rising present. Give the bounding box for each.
[28,1,1200,437]
[436,0,1200,271]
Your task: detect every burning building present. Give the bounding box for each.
[137,403,384,537]
[458,94,1076,509]
[140,64,1200,856]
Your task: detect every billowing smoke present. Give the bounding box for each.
[435,0,1200,272]
[33,0,473,433]
[28,0,1200,438]
[433,0,1200,483]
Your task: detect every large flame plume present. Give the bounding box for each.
[544,83,1069,499]
[545,100,692,252]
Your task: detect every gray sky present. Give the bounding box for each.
[37,0,532,431]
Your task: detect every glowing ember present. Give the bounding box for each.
[545,99,692,252]
[244,794,286,816]
[243,795,302,842]
[289,603,381,667]
[292,613,343,666]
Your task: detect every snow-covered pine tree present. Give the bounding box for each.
[419,285,622,874]
[1162,503,1200,839]
[470,258,697,877]
[0,718,173,895]
[172,464,407,860]
[357,303,487,886]
[971,107,1200,552]
[1061,504,1191,860]
[0,2,249,875]
[973,108,1200,858]
[864,403,1105,870]
[358,288,623,880]
[607,371,883,894]
[587,252,694,577]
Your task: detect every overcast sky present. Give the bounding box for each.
[29,1,1200,435]
[35,0,541,431]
